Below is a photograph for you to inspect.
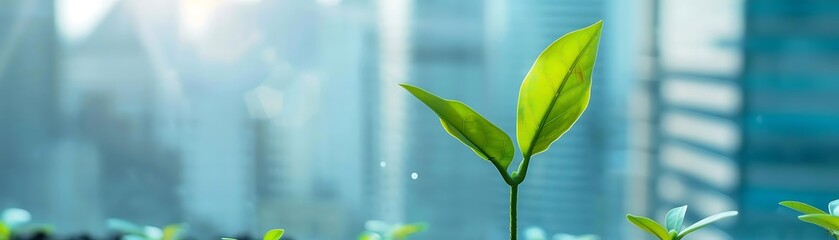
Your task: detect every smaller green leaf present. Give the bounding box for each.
[391,223,427,240]
[665,205,687,232]
[263,229,284,240]
[401,84,515,169]
[626,215,670,240]
[799,214,839,232]
[829,199,839,216]
[678,211,737,238]
[780,201,828,215]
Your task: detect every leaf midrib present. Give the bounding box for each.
[523,30,600,157]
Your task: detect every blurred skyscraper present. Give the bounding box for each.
[651,0,839,239]
[58,0,184,234]
[0,0,59,223]
[652,0,743,238]
[244,1,369,239]
[738,0,839,238]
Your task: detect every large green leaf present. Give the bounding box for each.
[401,84,514,169]
[780,201,827,215]
[516,20,603,158]
[678,211,737,237]
[626,214,670,240]
[263,229,284,240]
[799,214,839,232]
[829,199,839,216]
[665,205,687,232]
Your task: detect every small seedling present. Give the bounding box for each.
[401,20,603,240]
[223,229,284,240]
[780,199,839,239]
[626,205,737,240]
[357,220,427,240]
[107,218,186,240]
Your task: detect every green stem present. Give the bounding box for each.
[510,184,518,240]
[494,156,530,240]
[491,158,516,185]
[508,156,533,240]
[512,156,532,184]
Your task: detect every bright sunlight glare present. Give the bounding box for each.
[57,0,120,44]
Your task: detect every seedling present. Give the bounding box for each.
[626,205,737,240]
[222,229,284,240]
[401,20,603,240]
[780,199,839,239]
[357,220,427,240]
[107,218,186,240]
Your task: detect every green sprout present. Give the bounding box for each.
[780,199,839,239]
[222,229,284,240]
[400,20,603,240]
[626,205,738,240]
[357,220,427,240]
[107,218,186,240]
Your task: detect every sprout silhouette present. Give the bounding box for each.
[626,205,737,240]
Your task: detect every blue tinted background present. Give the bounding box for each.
[0,0,837,239]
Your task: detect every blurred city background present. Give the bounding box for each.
[0,0,837,239]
